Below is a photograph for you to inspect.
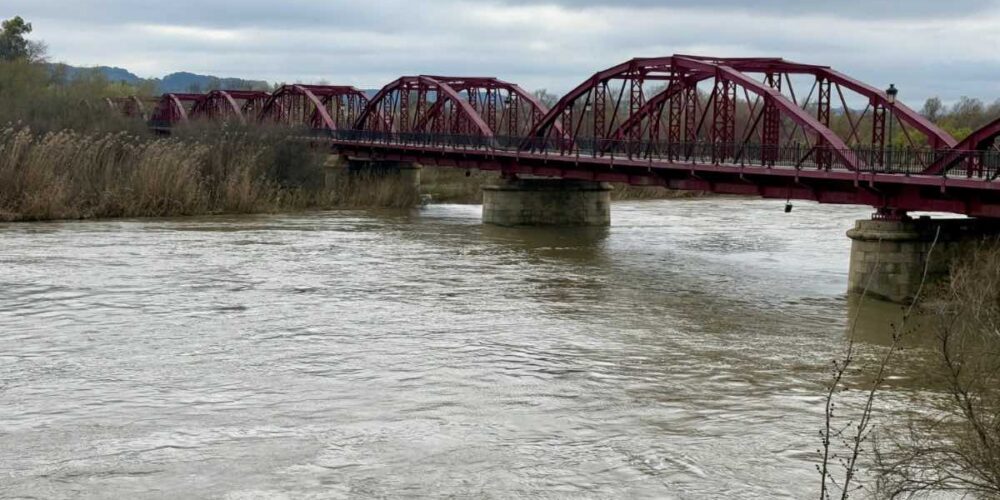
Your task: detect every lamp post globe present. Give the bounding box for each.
[886,84,898,105]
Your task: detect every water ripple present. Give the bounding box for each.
[0,200,885,498]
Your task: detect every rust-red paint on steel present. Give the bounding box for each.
[110,54,997,216]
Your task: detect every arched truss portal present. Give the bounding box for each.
[525,56,959,171]
[691,56,956,149]
[925,117,1000,176]
[416,76,563,139]
[258,85,368,131]
[354,76,494,138]
[150,93,204,127]
[190,90,271,124]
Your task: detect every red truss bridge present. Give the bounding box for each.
[114,55,1000,218]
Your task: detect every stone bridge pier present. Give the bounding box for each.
[847,215,1000,303]
[482,177,612,227]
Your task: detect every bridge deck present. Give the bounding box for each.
[328,134,1000,217]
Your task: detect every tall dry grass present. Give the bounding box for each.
[323,168,421,209]
[0,127,420,221]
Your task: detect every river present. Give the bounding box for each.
[0,198,914,498]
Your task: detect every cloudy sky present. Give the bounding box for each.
[4,0,999,104]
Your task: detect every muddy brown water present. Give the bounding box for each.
[0,199,931,498]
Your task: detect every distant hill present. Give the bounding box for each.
[157,72,270,93]
[52,64,145,86]
[51,63,382,96]
[51,64,270,94]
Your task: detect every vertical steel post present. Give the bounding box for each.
[684,84,698,159]
[629,74,645,154]
[399,83,410,133]
[712,78,735,163]
[594,82,607,148]
[761,72,782,166]
[486,87,497,136]
[508,94,518,139]
[667,89,682,160]
[816,77,832,169]
[561,107,573,153]
[872,103,886,170]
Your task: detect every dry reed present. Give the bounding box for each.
[0,127,421,221]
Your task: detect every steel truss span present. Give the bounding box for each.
[103,55,999,217]
[140,85,370,131]
[190,90,270,124]
[259,85,368,131]
[354,76,561,141]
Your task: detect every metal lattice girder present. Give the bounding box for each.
[190,90,271,124]
[525,54,959,171]
[356,76,560,139]
[926,117,1000,175]
[258,85,368,131]
[681,55,956,149]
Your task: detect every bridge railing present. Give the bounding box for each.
[323,129,1000,179]
[946,151,1000,180]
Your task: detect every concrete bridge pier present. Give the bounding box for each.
[482,177,612,226]
[847,214,1000,303]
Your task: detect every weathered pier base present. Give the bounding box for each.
[847,216,1000,303]
[482,177,612,226]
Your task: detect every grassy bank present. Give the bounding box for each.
[0,127,418,222]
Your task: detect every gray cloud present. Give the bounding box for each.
[2,0,998,105]
[5,0,420,29]
[500,0,1000,19]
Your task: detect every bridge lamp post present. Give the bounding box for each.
[886,84,898,171]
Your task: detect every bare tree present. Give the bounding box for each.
[920,98,944,123]
[532,88,559,109]
[875,241,1000,498]
[820,230,940,499]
